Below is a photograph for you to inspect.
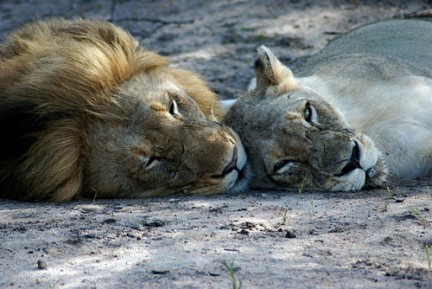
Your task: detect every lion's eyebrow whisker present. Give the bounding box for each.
[119,155,133,164]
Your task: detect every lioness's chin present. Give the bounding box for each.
[364,154,388,188]
[270,159,387,192]
[330,168,366,191]
[270,171,365,192]
[331,155,388,191]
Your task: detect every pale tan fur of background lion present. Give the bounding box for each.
[225,20,432,192]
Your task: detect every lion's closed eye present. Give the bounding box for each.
[273,160,298,175]
[140,156,161,170]
[131,148,161,171]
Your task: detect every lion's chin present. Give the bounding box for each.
[330,154,388,191]
[364,155,388,188]
[227,163,252,194]
[329,168,366,191]
[184,164,251,195]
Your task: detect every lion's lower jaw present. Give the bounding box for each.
[189,165,252,195]
[329,151,388,191]
[183,166,251,195]
[227,164,253,194]
[326,153,388,192]
[326,168,366,191]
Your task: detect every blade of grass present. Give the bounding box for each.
[425,244,431,270]
[221,260,242,289]
[296,176,307,205]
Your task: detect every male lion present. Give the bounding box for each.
[225,19,432,191]
[0,18,249,201]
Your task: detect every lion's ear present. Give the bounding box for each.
[253,45,298,93]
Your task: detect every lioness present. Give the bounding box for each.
[0,18,248,201]
[224,19,432,191]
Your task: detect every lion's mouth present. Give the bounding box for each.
[332,141,388,190]
[211,147,239,178]
[221,147,239,177]
[218,146,250,193]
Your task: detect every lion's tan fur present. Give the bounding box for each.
[225,20,432,191]
[0,18,246,201]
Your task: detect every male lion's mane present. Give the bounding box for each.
[0,19,222,201]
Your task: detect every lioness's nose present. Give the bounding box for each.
[340,141,362,175]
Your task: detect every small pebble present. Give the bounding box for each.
[285,230,297,238]
[37,259,47,270]
[151,269,169,275]
[102,218,116,224]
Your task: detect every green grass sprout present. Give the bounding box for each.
[222,260,242,289]
[296,176,307,205]
[425,243,431,270]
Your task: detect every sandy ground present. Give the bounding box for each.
[0,1,432,288]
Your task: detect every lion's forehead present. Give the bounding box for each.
[117,77,205,120]
[237,95,358,159]
[118,73,177,100]
[239,94,345,129]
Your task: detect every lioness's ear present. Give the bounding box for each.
[253,45,298,93]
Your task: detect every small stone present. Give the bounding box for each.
[127,232,137,238]
[151,269,169,275]
[37,259,47,270]
[102,218,116,224]
[285,230,297,238]
[143,219,166,227]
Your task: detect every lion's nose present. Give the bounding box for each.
[343,141,362,173]
[336,141,362,176]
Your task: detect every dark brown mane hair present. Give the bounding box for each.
[0,19,221,201]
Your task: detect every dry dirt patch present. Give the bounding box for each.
[1,188,431,288]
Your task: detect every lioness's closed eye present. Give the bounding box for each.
[0,18,249,201]
[225,20,432,192]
